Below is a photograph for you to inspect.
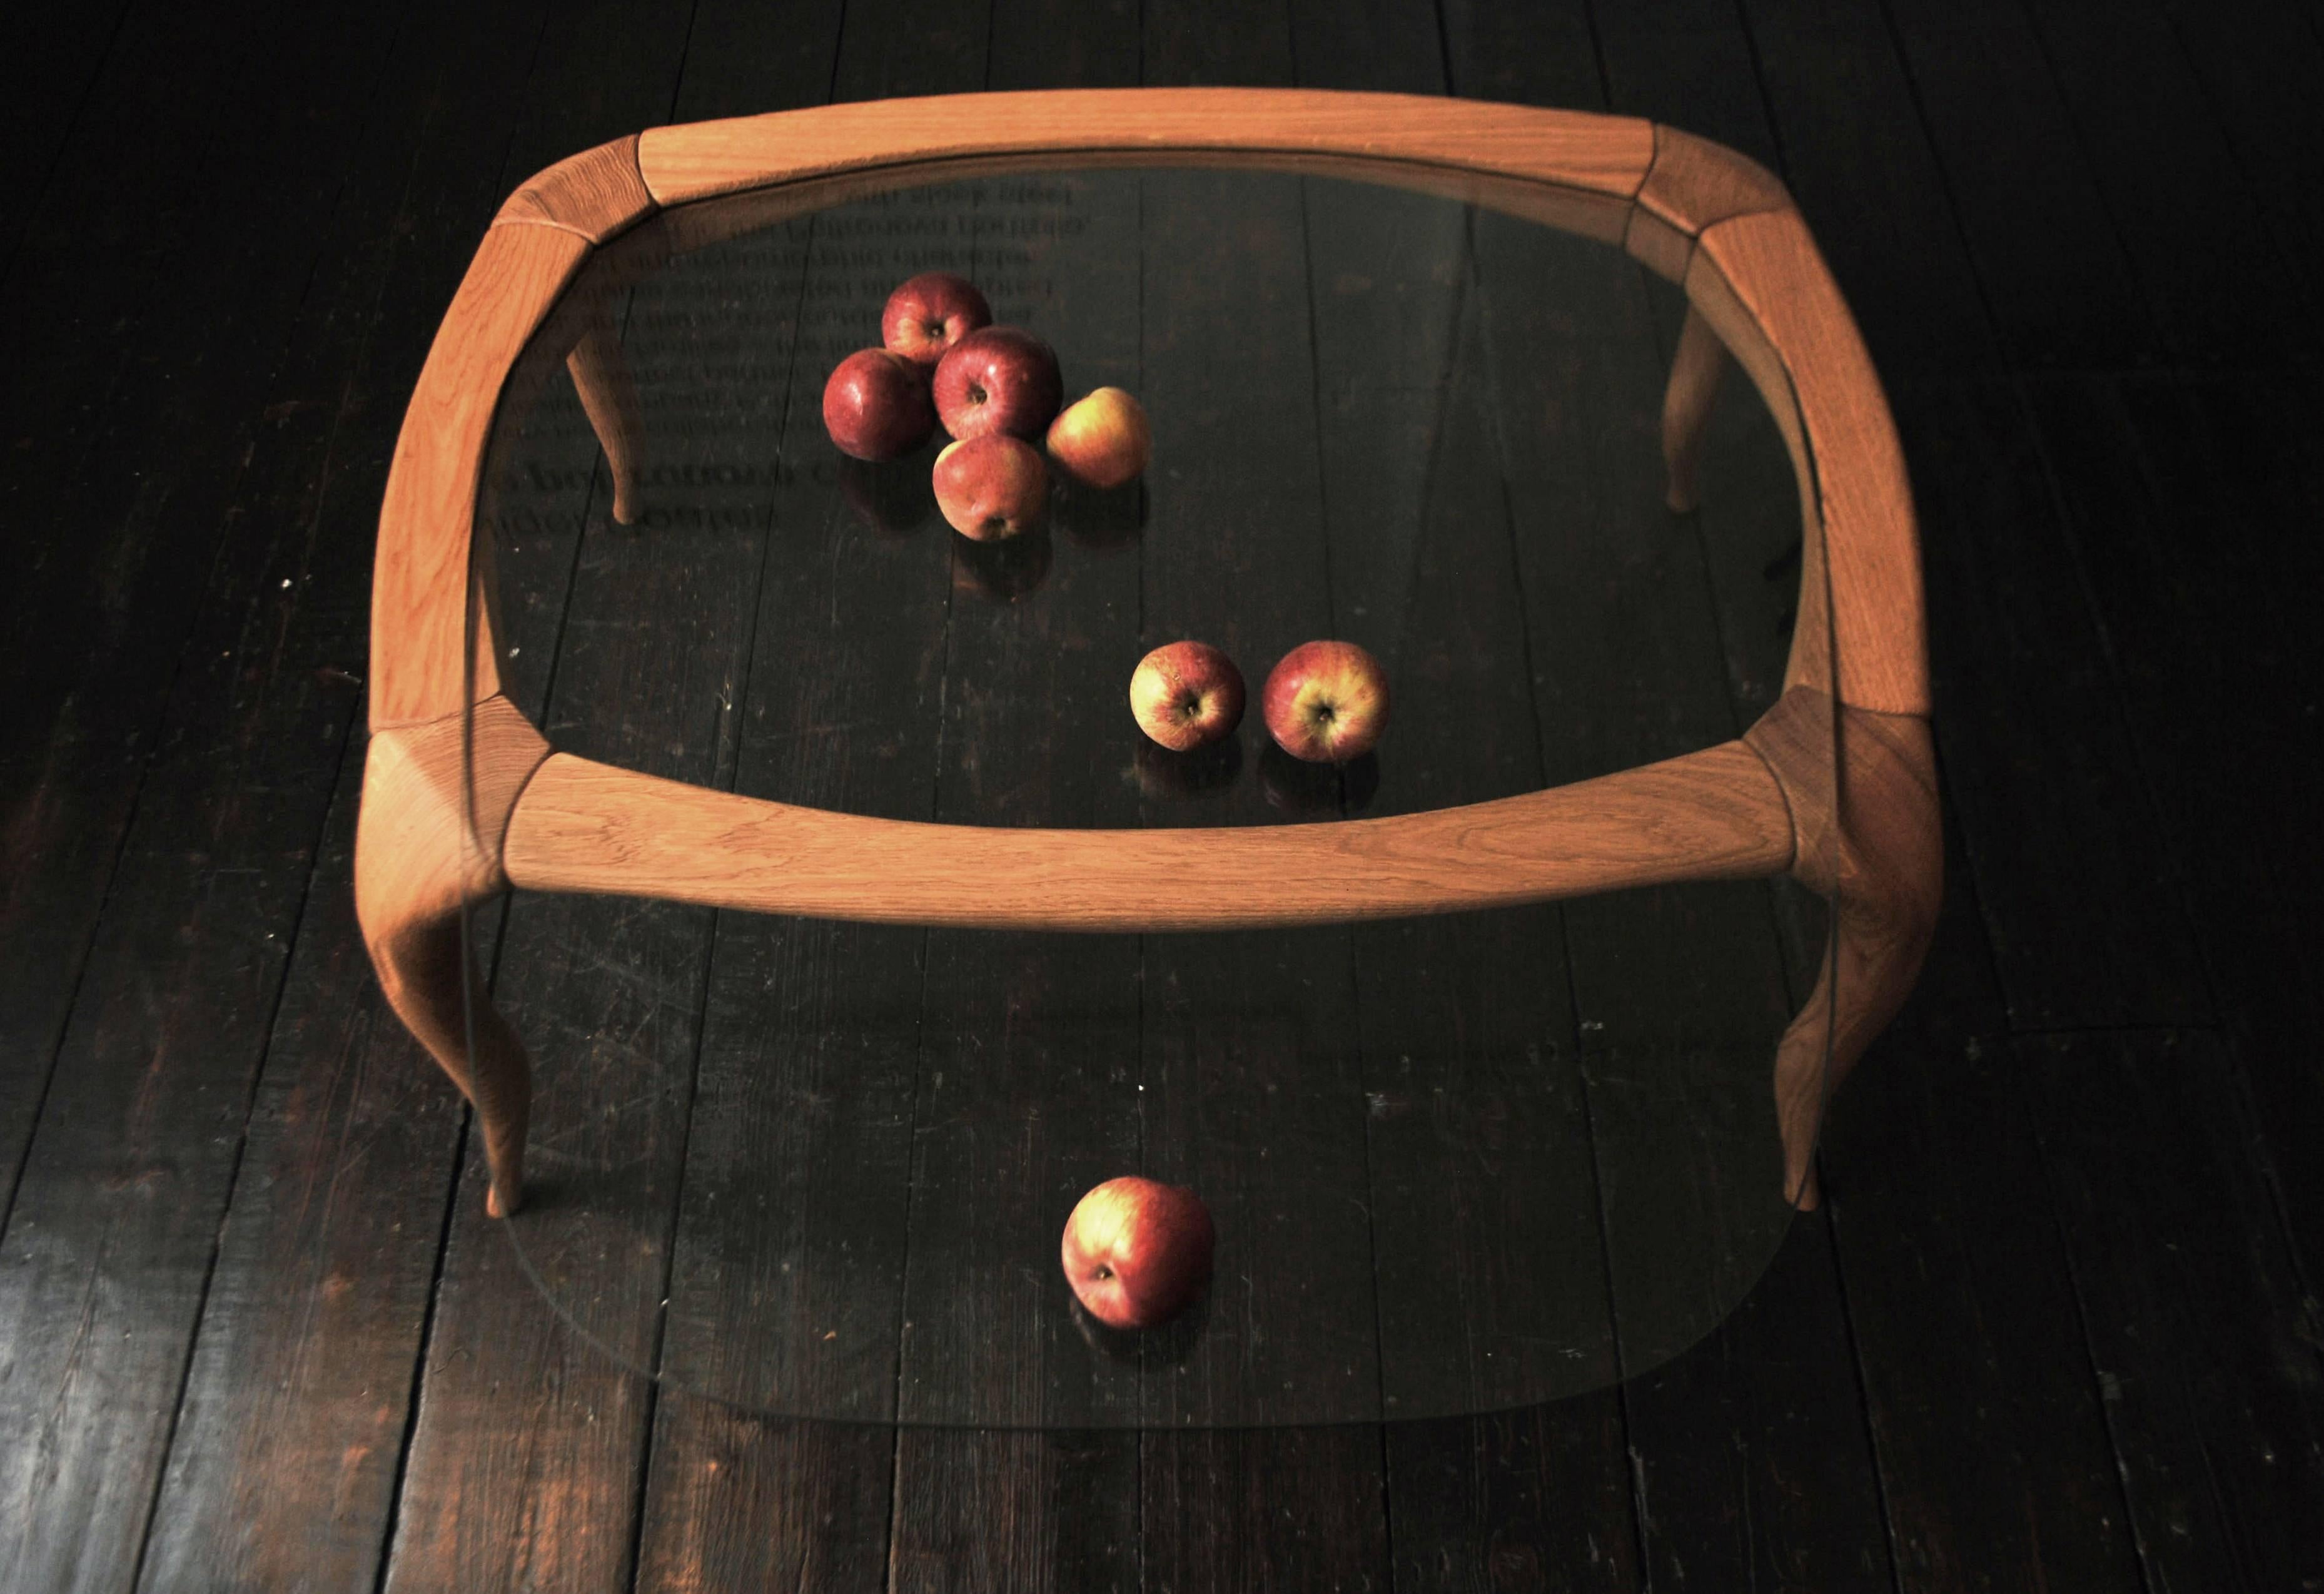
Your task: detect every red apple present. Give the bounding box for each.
[933,325,1063,442]
[932,434,1049,541]
[881,272,991,368]
[822,347,935,461]
[1262,641,1391,763]
[1046,387,1151,489]
[1129,641,1244,752]
[1061,1176,1215,1330]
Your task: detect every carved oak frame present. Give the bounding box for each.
[355,89,1939,1221]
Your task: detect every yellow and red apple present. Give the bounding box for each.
[1046,387,1151,490]
[1262,641,1390,763]
[881,271,991,368]
[1061,1176,1215,1330]
[1129,640,1244,752]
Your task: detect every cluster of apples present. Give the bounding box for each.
[1132,637,1390,766]
[821,272,1151,541]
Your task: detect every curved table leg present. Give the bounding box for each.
[355,698,551,1217]
[567,303,644,525]
[1747,689,1942,1207]
[1661,302,1729,514]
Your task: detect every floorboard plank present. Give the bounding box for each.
[881,8,1147,1588]
[1877,0,2159,369]
[0,0,397,1220]
[1291,7,1644,1586]
[2023,374,2324,1288]
[2148,0,2324,312]
[0,5,491,1588]
[1496,7,1896,1586]
[1817,810,2147,1592]
[0,0,135,280]
[2025,1028,2324,1594]
[622,3,1001,1589]
[1728,0,2001,377]
[1898,378,2210,1028]
[363,6,711,1591]
[2013,0,2321,365]
[1127,11,1394,1585]
[124,2,568,1588]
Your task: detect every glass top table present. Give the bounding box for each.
[356,90,1938,1430]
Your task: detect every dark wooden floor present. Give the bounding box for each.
[3,0,2320,1588]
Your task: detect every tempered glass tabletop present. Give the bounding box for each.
[462,154,1835,1428]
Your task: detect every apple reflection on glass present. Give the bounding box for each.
[1133,733,1243,801]
[952,524,1054,602]
[1047,387,1151,554]
[1068,1282,1214,1368]
[1051,475,1145,552]
[837,451,941,537]
[1259,743,1381,816]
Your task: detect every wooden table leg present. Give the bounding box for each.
[1747,688,1943,1207]
[567,302,644,525]
[355,698,551,1217]
[1661,302,1729,514]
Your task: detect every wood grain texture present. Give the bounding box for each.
[353,696,548,1216]
[1697,206,1929,716]
[562,300,643,525]
[1624,201,1695,283]
[370,223,590,731]
[1745,688,1941,1207]
[1637,122,1789,236]
[635,88,1655,206]
[1661,300,1729,512]
[1670,240,1838,728]
[502,740,1795,930]
[491,133,656,243]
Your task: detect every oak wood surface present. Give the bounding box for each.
[1542,8,1910,1583]
[10,2,2323,1591]
[1635,123,1789,237]
[1696,206,1928,717]
[363,9,713,1591]
[1660,302,1728,512]
[635,86,1657,206]
[562,300,644,524]
[492,133,657,242]
[1296,4,1645,1553]
[502,740,1796,929]
[369,223,591,730]
[1744,690,1941,1207]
